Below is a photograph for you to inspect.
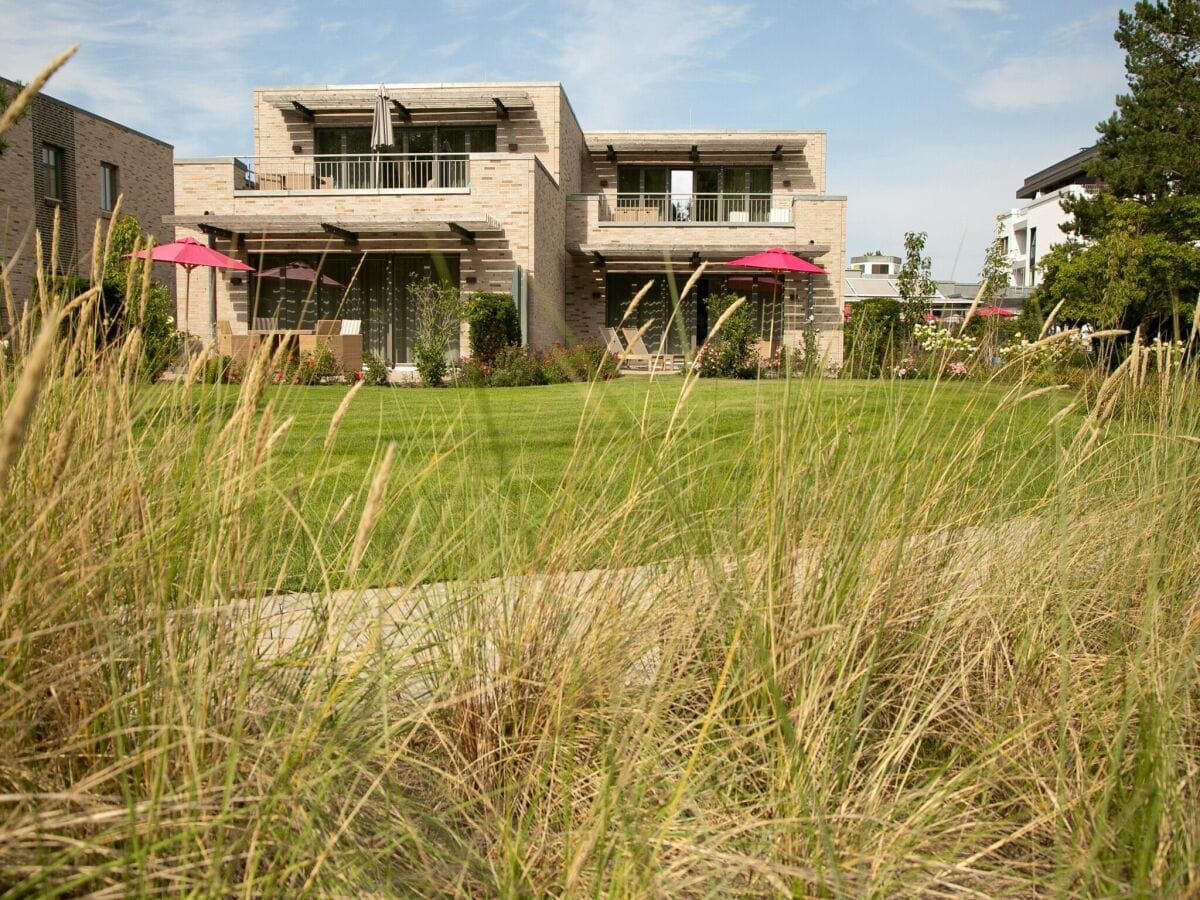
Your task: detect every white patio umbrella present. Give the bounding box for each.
[370,85,394,189]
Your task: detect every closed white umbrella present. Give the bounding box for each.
[370,85,394,189]
[370,84,394,150]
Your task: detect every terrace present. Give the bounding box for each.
[234,153,471,194]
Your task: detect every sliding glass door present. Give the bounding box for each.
[251,253,459,365]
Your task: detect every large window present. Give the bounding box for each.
[615,165,772,221]
[42,144,63,201]
[100,162,118,212]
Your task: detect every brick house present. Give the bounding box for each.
[0,77,174,330]
[170,82,846,364]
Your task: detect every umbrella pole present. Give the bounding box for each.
[184,266,191,358]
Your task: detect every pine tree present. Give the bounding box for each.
[1091,0,1200,201]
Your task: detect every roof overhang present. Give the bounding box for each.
[167,215,502,251]
[585,133,807,160]
[262,90,534,116]
[1016,146,1099,199]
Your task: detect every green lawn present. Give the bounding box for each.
[170,377,1078,589]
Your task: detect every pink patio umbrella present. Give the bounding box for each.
[131,237,253,335]
[725,247,827,344]
[726,275,782,290]
[257,261,343,287]
[974,304,1016,318]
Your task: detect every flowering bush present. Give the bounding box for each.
[946,361,969,377]
[272,343,342,386]
[914,322,977,356]
[890,356,918,379]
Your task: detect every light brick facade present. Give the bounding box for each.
[0,77,173,331]
[172,81,846,364]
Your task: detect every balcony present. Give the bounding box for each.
[234,153,470,194]
[601,193,792,225]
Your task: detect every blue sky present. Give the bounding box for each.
[0,0,1128,278]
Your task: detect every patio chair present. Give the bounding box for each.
[622,326,680,373]
[315,319,340,336]
[252,317,278,332]
[600,326,626,356]
[340,319,361,336]
[215,319,251,362]
[602,325,649,371]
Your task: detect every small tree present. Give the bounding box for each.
[979,218,1009,307]
[410,274,462,387]
[897,231,937,324]
[76,215,178,380]
[465,291,520,364]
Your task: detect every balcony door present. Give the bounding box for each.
[315,127,372,188]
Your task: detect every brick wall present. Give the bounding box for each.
[0,77,173,329]
[530,159,566,348]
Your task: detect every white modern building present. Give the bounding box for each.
[999,146,1098,289]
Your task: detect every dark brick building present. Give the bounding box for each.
[0,77,174,330]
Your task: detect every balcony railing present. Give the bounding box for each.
[235,153,470,192]
[601,193,791,224]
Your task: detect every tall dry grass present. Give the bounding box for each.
[3,84,1200,897]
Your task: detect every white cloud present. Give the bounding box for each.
[909,0,1006,13]
[547,0,754,125]
[0,0,293,155]
[967,49,1124,110]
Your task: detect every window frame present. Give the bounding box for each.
[42,144,64,203]
[100,162,118,213]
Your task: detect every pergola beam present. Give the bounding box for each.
[197,222,234,239]
[448,221,475,244]
[321,222,358,246]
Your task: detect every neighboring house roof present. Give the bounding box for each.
[936,280,1031,309]
[1016,146,1099,200]
[843,274,948,302]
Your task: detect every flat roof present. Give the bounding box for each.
[1017,146,1099,199]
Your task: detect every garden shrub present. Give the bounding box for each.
[201,355,241,384]
[697,290,758,378]
[104,215,181,381]
[489,345,547,387]
[466,292,520,365]
[410,275,462,387]
[844,297,905,379]
[362,351,389,386]
[271,343,342,385]
[542,341,620,383]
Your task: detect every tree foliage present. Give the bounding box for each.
[978,218,1009,306]
[1090,0,1200,201]
[1034,1,1200,335]
[897,231,936,320]
[103,215,180,379]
